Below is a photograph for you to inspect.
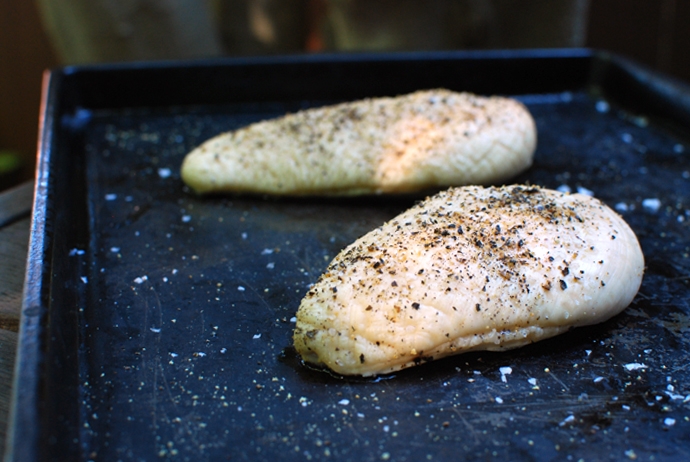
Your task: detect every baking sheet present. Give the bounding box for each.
[8,50,690,461]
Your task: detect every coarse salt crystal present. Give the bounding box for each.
[253,333,261,339]
[559,415,575,426]
[338,399,350,405]
[182,215,192,223]
[595,100,610,113]
[499,366,512,382]
[495,397,504,404]
[157,168,172,178]
[576,186,594,196]
[134,276,148,284]
[624,363,648,371]
[557,184,571,194]
[642,198,661,212]
[105,194,117,201]
[665,391,686,401]
[261,248,274,255]
[664,417,676,427]
[150,327,161,333]
[615,202,629,212]
[238,286,245,291]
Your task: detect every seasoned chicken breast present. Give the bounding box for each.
[293,185,645,376]
[181,89,536,195]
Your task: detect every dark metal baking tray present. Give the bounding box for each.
[7,49,690,461]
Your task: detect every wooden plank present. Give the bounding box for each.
[0,180,33,332]
[0,181,33,228]
[0,182,32,458]
[0,216,30,332]
[0,328,18,460]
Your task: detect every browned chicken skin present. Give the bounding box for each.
[294,185,645,376]
[181,90,536,195]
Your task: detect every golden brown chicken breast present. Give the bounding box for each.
[181,90,536,195]
[293,185,644,376]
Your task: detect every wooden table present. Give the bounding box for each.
[0,181,34,459]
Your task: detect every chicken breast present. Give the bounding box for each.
[181,89,536,195]
[293,185,645,376]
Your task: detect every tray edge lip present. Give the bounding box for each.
[4,69,59,462]
[54,47,597,75]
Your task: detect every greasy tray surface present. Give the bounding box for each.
[13,52,690,461]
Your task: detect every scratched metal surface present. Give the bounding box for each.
[57,89,690,461]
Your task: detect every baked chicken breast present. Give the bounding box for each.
[293,185,645,376]
[181,90,536,195]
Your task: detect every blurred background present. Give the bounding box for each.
[1,0,688,192]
